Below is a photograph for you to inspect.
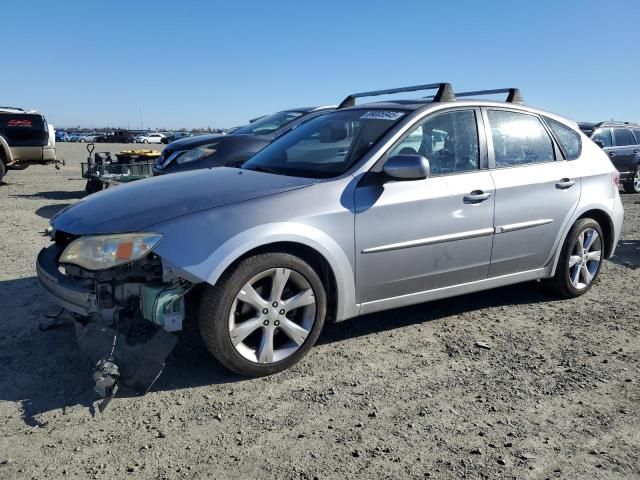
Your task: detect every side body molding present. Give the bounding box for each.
[177,222,359,322]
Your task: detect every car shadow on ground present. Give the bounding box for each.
[610,239,639,270]
[35,203,71,220]
[1,275,558,426]
[14,190,87,201]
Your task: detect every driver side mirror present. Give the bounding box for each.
[593,139,605,149]
[383,154,430,180]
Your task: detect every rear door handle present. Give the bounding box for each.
[555,178,575,189]
[609,152,616,157]
[463,190,491,204]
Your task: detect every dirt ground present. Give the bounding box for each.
[0,142,638,479]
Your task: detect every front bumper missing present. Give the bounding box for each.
[36,244,179,395]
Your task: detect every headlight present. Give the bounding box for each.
[59,233,163,271]
[175,145,217,165]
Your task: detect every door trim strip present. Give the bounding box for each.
[495,218,553,234]
[361,227,494,254]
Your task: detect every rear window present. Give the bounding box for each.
[544,117,582,160]
[613,128,634,146]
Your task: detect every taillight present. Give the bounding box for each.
[612,170,620,186]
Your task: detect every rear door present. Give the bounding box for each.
[484,108,580,277]
[611,127,637,174]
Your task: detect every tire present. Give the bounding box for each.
[544,218,604,298]
[199,252,327,377]
[143,139,149,144]
[0,160,5,184]
[622,167,640,194]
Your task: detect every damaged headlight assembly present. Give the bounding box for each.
[59,233,163,271]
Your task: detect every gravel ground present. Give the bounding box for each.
[0,142,639,479]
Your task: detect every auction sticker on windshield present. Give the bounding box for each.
[360,111,405,121]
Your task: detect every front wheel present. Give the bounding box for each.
[0,161,6,184]
[544,218,604,298]
[623,167,640,194]
[143,139,149,144]
[199,252,327,377]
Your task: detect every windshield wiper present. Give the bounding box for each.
[245,165,282,175]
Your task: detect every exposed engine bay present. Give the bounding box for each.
[37,232,194,403]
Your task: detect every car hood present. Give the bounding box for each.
[166,133,272,151]
[52,167,317,235]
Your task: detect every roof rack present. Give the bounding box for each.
[338,83,455,109]
[424,88,524,104]
[594,121,639,128]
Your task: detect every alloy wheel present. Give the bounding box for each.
[568,228,602,290]
[634,169,640,192]
[228,268,316,364]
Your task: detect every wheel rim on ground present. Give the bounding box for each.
[568,227,602,290]
[228,267,316,364]
[634,169,640,192]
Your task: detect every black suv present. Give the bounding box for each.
[0,107,56,183]
[95,130,134,143]
[153,106,335,175]
[579,121,640,193]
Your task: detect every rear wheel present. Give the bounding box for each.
[544,218,604,298]
[199,252,326,377]
[623,167,640,194]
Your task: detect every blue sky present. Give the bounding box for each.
[3,0,639,129]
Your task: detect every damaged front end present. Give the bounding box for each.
[36,231,194,398]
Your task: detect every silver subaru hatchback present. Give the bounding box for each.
[37,83,624,393]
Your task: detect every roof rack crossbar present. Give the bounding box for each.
[453,88,524,104]
[338,83,455,109]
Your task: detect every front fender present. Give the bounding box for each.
[157,222,359,322]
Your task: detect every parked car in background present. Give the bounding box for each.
[579,121,640,193]
[68,132,84,142]
[154,106,335,175]
[78,132,105,143]
[95,130,134,143]
[0,106,56,183]
[137,132,165,144]
[37,83,623,393]
[161,131,192,144]
[55,130,69,142]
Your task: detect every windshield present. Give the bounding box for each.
[242,109,407,178]
[234,111,305,136]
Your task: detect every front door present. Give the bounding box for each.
[484,108,581,277]
[354,109,495,304]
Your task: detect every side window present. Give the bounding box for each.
[389,110,479,175]
[614,128,634,146]
[592,128,612,147]
[544,117,582,160]
[487,110,554,167]
[633,129,640,145]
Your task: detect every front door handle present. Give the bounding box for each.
[463,190,491,204]
[555,178,575,189]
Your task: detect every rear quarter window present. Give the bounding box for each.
[543,117,582,160]
[633,129,640,145]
